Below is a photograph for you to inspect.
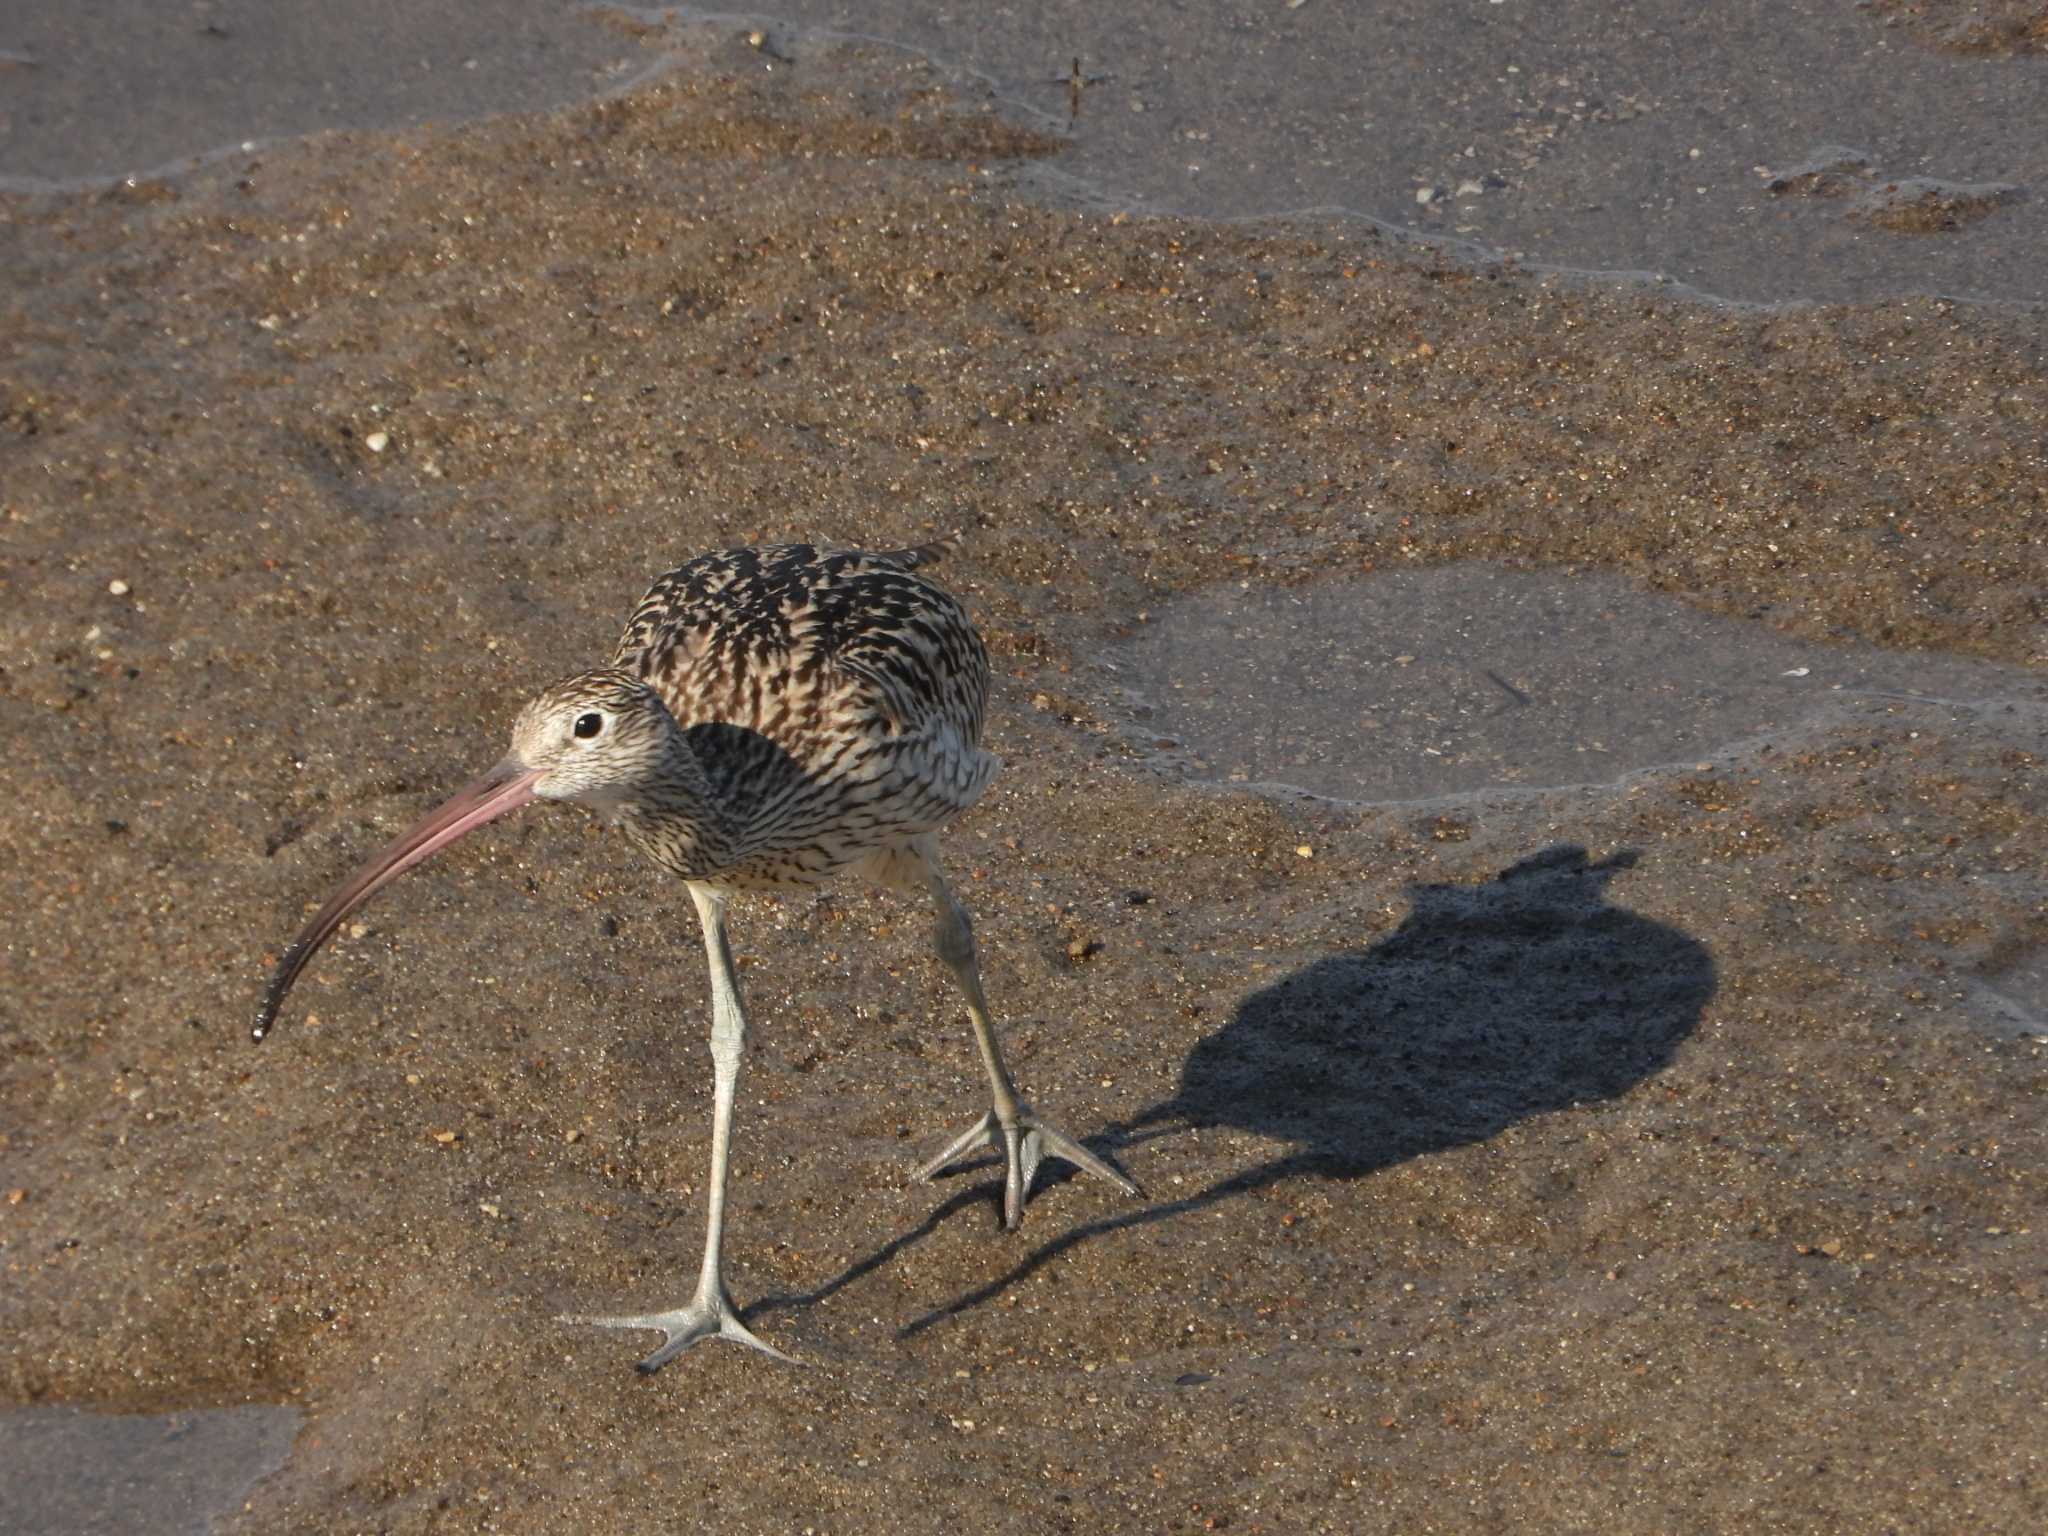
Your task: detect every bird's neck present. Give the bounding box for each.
[615,735,740,877]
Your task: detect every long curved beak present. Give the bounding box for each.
[253,757,543,1042]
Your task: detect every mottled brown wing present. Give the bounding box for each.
[610,544,997,865]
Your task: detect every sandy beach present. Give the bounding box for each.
[1,7,2043,1533]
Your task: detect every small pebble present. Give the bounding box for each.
[364,431,390,453]
[107,578,130,596]
[431,1129,459,1145]
[1295,845,1314,858]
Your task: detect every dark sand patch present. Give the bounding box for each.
[658,1,2048,306]
[0,0,637,187]
[0,1404,300,1536]
[1104,561,2045,803]
[1,27,2043,1536]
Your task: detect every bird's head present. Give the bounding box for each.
[510,668,680,808]
[250,668,685,1043]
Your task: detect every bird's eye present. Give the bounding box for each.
[573,712,604,740]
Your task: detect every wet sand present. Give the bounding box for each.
[683,0,2048,307]
[1,13,2044,1536]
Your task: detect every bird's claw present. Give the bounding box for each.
[562,1288,798,1372]
[915,1107,1139,1228]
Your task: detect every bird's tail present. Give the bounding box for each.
[870,529,963,572]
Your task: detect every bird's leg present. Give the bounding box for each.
[914,869,1140,1228]
[567,884,794,1371]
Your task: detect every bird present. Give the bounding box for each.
[253,539,1139,1371]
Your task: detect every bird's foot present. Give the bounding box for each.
[915,1107,1140,1229]
[562,1284,797,1373]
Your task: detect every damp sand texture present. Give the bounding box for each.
[2,22,2046,1536]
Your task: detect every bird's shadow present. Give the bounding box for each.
[756,843,1714,1336]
